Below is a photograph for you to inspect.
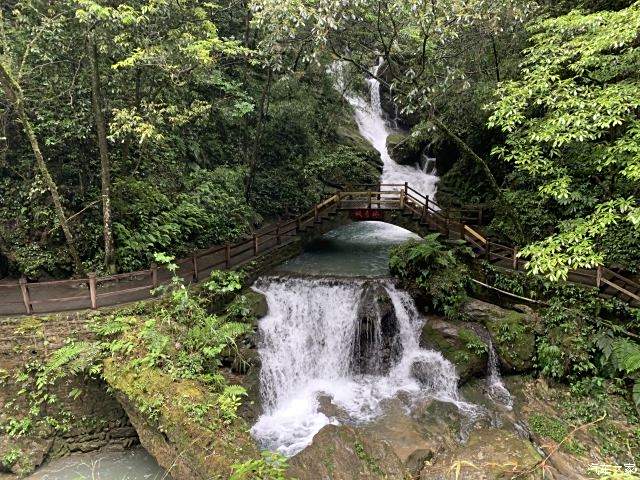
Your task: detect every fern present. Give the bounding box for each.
[611,338,640,375]
[45,341,100,379]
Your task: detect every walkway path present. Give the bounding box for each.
[1,184,638,315]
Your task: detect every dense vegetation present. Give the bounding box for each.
[2,0,640,474]
[390,235,640,416]
[0,0,379,277]
[0,265,289,477]
[2,0,639,282]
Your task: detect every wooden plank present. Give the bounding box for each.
[602,267,640,290]
[19,277,32,314]
[601,277,640,302]
[464,225,486,244]
[88,273,98,309]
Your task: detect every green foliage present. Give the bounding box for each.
[1,448,22,470]
[230,451,289,480]
[596,331,640,407]
[390,233,473,317]
[488,3,640,280]
[206,270,245,296]
[459,329,488,356]
[527,413,586,455]
[218,385,248,423]
[114,167,254,271]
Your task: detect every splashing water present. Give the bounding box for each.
[486,340,513,410]
[250,276,480,456]
[333,59,439,200]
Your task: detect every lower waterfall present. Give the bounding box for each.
[250,275,480,456]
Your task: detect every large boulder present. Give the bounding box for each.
[461,300,537,372]
[419,315,489,384]
[418,427,542,480]
[386,132,422,166]
[287,424,409,479]
[352,282,402,375]
[102,359,259,480]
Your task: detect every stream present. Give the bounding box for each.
[248,66,503,456]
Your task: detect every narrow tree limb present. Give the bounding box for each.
[429,114,525,243]
[0,60,83,273]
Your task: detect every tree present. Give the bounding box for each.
[0,27,83,273]
[86,35,116,273]
[488,2,640,280]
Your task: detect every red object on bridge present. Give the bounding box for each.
[350,209,384,221]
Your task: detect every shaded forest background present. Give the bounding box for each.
[1,0,638,280]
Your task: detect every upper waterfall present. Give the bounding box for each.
[334,59,439,199]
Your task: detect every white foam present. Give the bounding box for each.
[250,277,479,456]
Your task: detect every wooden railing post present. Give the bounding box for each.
[368,190,372,209]
[19,277,32,314]
[276,224,281,245]
[192,253,199,282]
[399,190,405,209]
[314,205,319,222]
[596,266,602,288]
[150,262,159,289]
[253,234,259,254]
[513,247,519,270]
[485,238,491,261]
[88,273,98,309]
[225,244,231,268]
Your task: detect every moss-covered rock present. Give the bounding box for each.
[386,132,422,166]
[287,424,409,479]
[461,300,537,372]
[102,359,259,480]
[418,315,488,384]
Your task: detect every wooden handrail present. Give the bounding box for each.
[2,184,639,315]
[463,225,486,244]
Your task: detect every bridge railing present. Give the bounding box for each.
[1,183,638,315]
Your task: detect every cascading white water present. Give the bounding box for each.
[250,275,479,456]
[334,59,439,200]
[486,341,513,410]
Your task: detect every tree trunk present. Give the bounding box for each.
[430,115,524,242]
[491,35,501,82]
[245,67,273,201]
[87,39,116,273]
[0,61,83,273]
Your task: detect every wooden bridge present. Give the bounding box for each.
[0,183,638,315]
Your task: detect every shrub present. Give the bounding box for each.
[389,233,473,317]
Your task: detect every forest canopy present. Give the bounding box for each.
[0,0,639,282]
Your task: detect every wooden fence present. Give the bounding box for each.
[1,183,637,315]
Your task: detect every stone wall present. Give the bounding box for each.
[0,313,138,477]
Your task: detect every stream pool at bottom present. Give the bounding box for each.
[277,221,421,277]
[26,448,170,480]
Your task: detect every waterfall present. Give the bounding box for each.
[486,341,513,409]
[250,275,479,456]
[332,59,439,201]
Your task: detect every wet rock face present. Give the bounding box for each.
[461,300,537,373]
[287,424,409,480]
[352,282,402,375]
[386,132,422,166]
[419,315,489,384]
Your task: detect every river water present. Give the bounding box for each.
[336,58,439,199]
[26,448,168,480]
[247,64,510,456]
